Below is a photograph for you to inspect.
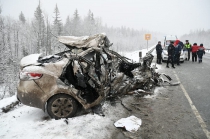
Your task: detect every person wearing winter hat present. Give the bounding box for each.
[197,43,205,63]
[174,40,184,66]
[191,43,199,62]
[174,40,180,47]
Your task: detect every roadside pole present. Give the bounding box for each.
[139,51,142,63]
[139,34,151,63]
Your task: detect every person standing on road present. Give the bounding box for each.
[184,40,191,61]
[197,43,205,63]
[166,41,175,68]
[156,41,163,64]
[174,40,183,66]
[191,43,199,62]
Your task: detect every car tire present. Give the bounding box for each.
[47,94,78,119]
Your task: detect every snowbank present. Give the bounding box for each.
[124,47,156,62]
[0,96,134,139]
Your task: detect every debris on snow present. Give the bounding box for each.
[1,100,19,113]
[0,95,18,113]
[114,115,142,133]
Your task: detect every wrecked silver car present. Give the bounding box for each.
[17,33,172,119]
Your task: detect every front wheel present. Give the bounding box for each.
[47,94,78,119]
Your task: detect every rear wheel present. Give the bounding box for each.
[47,94,78,119]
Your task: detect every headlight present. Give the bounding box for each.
[180,51,184,56]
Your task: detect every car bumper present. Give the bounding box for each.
[179,56,185,61]
[17,80,45,110]
[162,55,185,61]
[162,56,168,61]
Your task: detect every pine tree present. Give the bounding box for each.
[64,15,72,35]
[53,4,62,35]
[84,10,95,35]
[19,11,26,24]
[45,15,52,55]
[33,0,45,53]
[72,9,81,36]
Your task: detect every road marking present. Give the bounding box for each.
[174,71,210,139]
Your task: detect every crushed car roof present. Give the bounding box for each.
[58,33,110,49]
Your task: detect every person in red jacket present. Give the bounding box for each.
[191,43,199,62]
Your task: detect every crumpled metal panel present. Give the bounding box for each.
[58,33,110,49]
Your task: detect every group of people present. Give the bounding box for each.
[156,40,206,68]
[190,42,205,63]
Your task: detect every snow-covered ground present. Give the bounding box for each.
[0,47,162,139]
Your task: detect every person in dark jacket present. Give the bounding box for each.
[197,43,205,63]
[191,43,199,62]
[166,41,175,68]
[174,40,183,66]
[156,41,163,64]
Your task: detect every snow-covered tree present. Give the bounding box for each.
[0,17,19,98]
[0,16,6,85]
[32,0,46,53]
[45,15,52,55]
[53,4,62,36]
[83,10,96,35]
[64,15,72,35]
[180,29,210,48]
[71,9,81,36]
[19,11,26,24]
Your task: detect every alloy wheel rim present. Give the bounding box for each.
[51,98,73,118]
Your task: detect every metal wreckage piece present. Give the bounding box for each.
[56,34,176,113]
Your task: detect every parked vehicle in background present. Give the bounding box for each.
[161,35,185,62]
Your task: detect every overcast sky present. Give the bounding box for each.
[1,0,210,37]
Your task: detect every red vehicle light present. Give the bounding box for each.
[20,71,43,80]
[28,73,43,78]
